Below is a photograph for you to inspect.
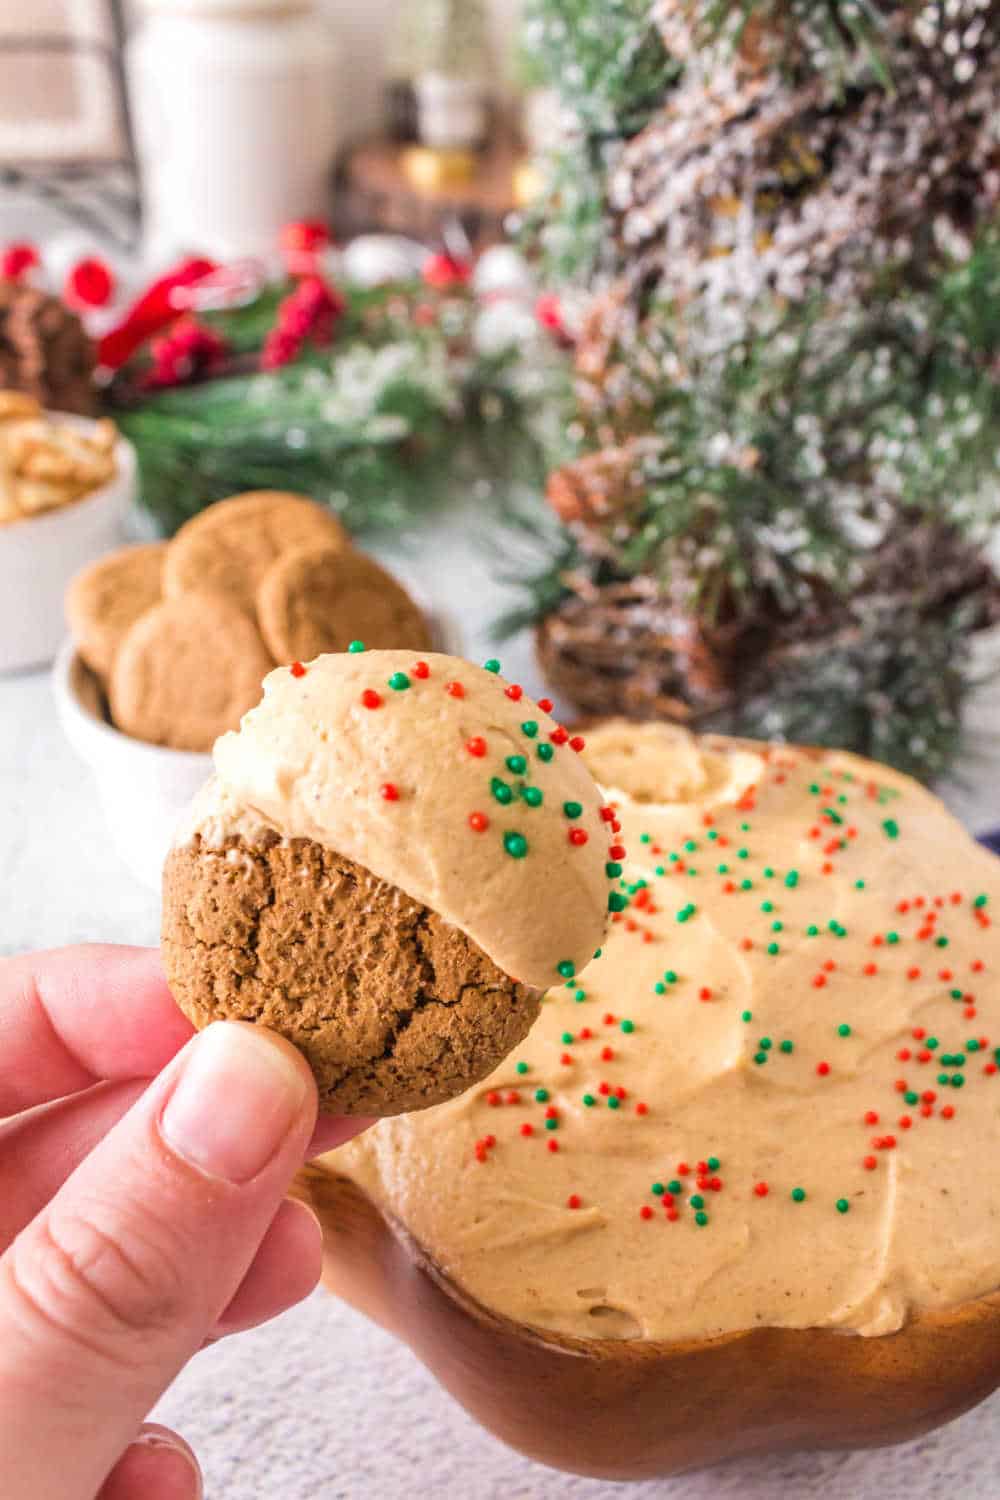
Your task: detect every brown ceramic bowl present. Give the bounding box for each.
[302,1165,1000,1481]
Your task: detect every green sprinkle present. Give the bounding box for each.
[741,879,753,891]
[791,1188,806,1202]
[607,1095,620,1110]
[556,960,575,979]
[717,864,729,874]
[836,1198,850,1214]
[809,783,820,795]
[690,1194,705,1209]
[882,819,899,839]
[521,785,543,808]
[785,870,799,889]
[388,671,410,691]
[582,1093,595,1107]
[593,948,602,958]
[855,879,866,890]
[938,1073,950,1086]
[534,1088,549,1102]
[967,1039,981,1052]
[669,851,680,863]
[506,754,527,775]
[655,865,665,876]
[886,931,899,945]
[620,1019,635,1034]
[823,808,843,825]
[974,893,988,908]
[741,1009,753,1022]
[491,777,513,805]
[515,1062,528,1075]
[761,901,774,913]
[652,1182,665,1196]
[667,1180,682,1195]
[676,904,696,923]
[740,822,750,832]
[483,658,501,673]
[664,971,678,983]
[708,830,719,841]
[951,988,964,1000]
[767,942,780,955]
[563,800,582,819]
[806,924,819,937]
[771,921,783,932]
[640,833,651,844]
[504,831,528,859]
[654,982,666,995]
[561,1032,574,1045]
[694,1211,709,1226]
[779,1039,794,1054]
[684,839,698,852]
[606,861,622,878]
[754,1052,768,1065]
[537,743,554,763]
[763,866,775,878]
[545,1118,558,1130]
[935,936,949,948]
[707,1156,720,1170]
[347,639,366,653]
[926,1037,938,1049]
[837,1023,851,1037]
[737,848,749,860]
[951,1073,965,1088]
[521,720,538,738]
[904,1090,919,1105]
[759,1037,772,1051]
[574,990,585,1002]
[608,892,627,913]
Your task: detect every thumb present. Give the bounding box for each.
[0,1022,319,1500]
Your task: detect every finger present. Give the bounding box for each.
[97,1425,202,1500]
[306,1114,373,1159]
[0,945,193,1115]
[212,1197,321,1337]
[0,1021,318,1500]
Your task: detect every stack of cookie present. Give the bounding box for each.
[65,490,432,752]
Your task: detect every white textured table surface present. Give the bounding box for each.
[4,516,1000,1499]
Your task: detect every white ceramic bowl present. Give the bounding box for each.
[0,419,137,674]
[53,638,213,893]
[53,598,463,893]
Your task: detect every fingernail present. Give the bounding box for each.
[161,1023,309,1184]
[126,1424,203,1499]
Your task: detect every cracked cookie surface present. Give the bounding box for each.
[161,832,541,1115]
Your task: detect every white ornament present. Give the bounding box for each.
[472,245,535,299]
[341,236,427,287]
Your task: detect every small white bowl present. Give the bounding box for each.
[0,419,137,674]
[54,600,463,893]
[53,640,213,893]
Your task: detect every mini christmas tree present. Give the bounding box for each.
[518,0,1000,779]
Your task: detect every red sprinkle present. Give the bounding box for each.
[486,1091,501,1106]
[567,1194,581,1209]
[601,1046,614,1062]
[699,987,713,1001]
[569,828,589,846]
[754,1182,769,1197]
[899,1115,913,1129]
[547,1139,559,1153]
[609,844,626,860]
[361,689,382,709]
[290,660,307,678]
[380,782,399,801]
[466,736,487,757]
[863,1156,878,1171]
[550,726,569,746]
[445,680,465,698]
[636,1102,649,1115]
[538,698,553,712]
[941,1105,955,1119]
[570,736,586,752]
[468,811,489,833]
[864,1111,880,1125]
[640,1205,654,1220]
[520,1123,533,1137]
[600,807,616,823]
[816,1061,830,1076]
[413,661,430,679]
[504,683,523,700]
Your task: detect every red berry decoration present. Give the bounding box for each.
[64,257,115,310]
[1,242,39,281]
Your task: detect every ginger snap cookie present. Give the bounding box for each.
[65,541,167,681]
[163,491,348,614]
[162,648,618,1115]
[110,591,273,751]
[255,544,432,664]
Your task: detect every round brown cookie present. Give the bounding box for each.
[256,544,433,663]
[163,491,349,613]
[109,592,273,751]
[65,541,168,681]
[161,832,541,1115]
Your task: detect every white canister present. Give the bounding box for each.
[128,0,338,263]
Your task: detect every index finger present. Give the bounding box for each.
[0,945,194,1115]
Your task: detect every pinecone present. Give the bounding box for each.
[546,442,651,525]
[0,282,97,415]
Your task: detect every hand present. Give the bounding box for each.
[0,945,365,1500]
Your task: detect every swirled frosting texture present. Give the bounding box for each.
[336,723,1000,1342]
[206,651,610,987]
